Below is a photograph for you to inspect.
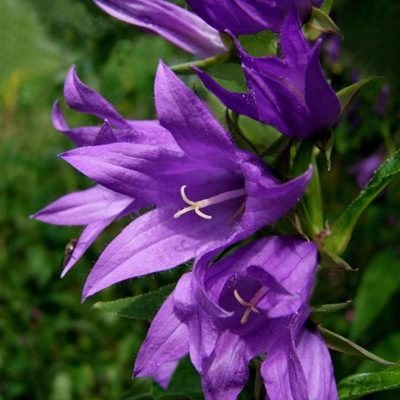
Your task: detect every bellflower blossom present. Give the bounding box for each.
[186,0,324,35]
[348,149,384,189]
[134,236,338,399]
[60,62,312,300]
[32,66,175,275]
[92,0,227,57]
[195,10,341,140]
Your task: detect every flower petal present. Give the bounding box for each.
[262,321,338,400]
[125,120,176,147]
[246,238,318,318]
[82,203,240,300]
[93,121,118,145]
[52,100,100,146]
[60,142,240,207]
[193,66,259,121]
[187,0,315,34]
[295,326,338,400]
[60,143,184,204]
[305,41,341,132]
[150,360,180,389]
[280,8,310,65]
[243,165,313,230]
[155,62,233,157]
[201,331,249,400]
[174,272,230,372]
[64,65,128,127]
[261,319,309,400]
[92,0,227,57]
[61,219,113,277]
[134,293,189,380]
[32,185,134,226]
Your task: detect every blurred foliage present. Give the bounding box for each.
[0,0,400,399]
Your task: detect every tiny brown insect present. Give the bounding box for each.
[61,238,78,269]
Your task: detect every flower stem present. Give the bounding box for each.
[170,52,231,75]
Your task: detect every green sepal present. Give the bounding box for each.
[315,129,334,171]
[338,367,400,399]
[336,77,377,113]
[321,0,335,14]
[323,149,400,255]
[93,284,175,321]
[306,6,343,40]
[310,301,353,324]
[320,326,396,366]
[318,249,357,272]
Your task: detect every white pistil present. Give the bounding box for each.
[233,287,269,325]
[173,185,246,220]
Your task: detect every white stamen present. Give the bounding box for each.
[234,287,269,325]
[173,185,246,220]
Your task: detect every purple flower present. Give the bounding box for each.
[324,34,342,67]
[92,0,227,57]
[262,318,338,400]
[195,10,341,140]
[348,150,384,189]
[32,66,175,276]
[373,84,391,117]
[92,0,324,55]
[134,236,337,399]
[59,62,312,299]
[186,0,324,35]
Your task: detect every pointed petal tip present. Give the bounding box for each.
[82,281,97,302]
[65,64,77,87]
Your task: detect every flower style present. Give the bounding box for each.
[134,236,338,399]
[186,0,324,35]
[195,10,341,140]
[32,66,175,276]
[92,0,227,57]
[59,61,312,300]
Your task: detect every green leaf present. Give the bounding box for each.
[357,332,400,374]
[118,379,154,400]
[153,358,203,399]
[336,78,376,113]
[208,63,247,92]
[338,368,400,399]
[120,359,203,400]
[307,7,343,40]
[310,301,352,324]
[93,284,175,321]
[324,149,400,254]
[350,250,400,341]
[238,31,277,57]
[320,327,396,366]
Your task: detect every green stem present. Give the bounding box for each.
[305,154,324,236]
[170,52,231,75]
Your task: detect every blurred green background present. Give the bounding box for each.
[0,0,399,399]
